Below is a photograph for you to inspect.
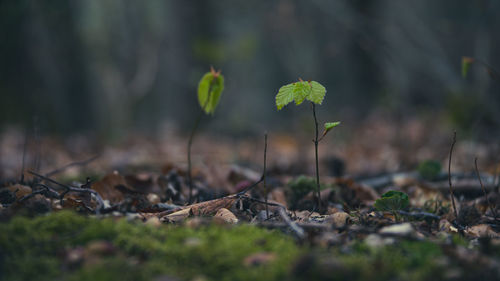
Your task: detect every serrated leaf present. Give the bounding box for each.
[462,57,474,78]
[198,72,224,114]
[276,84,295,110]
[306,81,326,104]
[292,82,311,106]
[275,80,327,110]
[324,121,340,131]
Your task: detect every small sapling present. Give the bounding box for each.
[275,79,340,211]
[187,67,224,203]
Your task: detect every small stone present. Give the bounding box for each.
[379,223,414,236]
[326,212,350,228]
[364,234,395,248]
[145,216,162,227]
[147,193,161,204]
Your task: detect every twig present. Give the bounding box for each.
[45,155,100,177]
[279,208,305,239]
[235,135,269,197]
[311,102,321,211]
[187,109,204,204]
[397,210,440,220]
[448,131,458,220]
[474,157,497,219]
[187,84,215,204]
[20,128,28,183]
[263,133,269,219]
[28,171,104,214]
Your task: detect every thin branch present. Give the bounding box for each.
[397,210,440,220]
[236,134,269,197]
[279,208,305,239]
[187,110,204,204]
[448,131,459,220]
[474,157,497,219]
[187,82,215,204]
[45,154,100,177]
[311,102,322,211]
[28,171,104,214]
[263,133,269,219]
[20,128,28,183]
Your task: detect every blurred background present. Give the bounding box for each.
[1,0,499,139]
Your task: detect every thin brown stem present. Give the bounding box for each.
[187,110,204,204]
[263,133,269,219]
[311,102,321,211]
[448,131,458,220]
[474,157,497,219]
[187,80,215,204]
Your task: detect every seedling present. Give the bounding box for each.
[275,79,340,210]
[187,67,224,203]
[374,190,409,222]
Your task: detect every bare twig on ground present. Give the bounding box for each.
[279,208,305,239]
[474,157,497,219]
[397,210,440,220]
[448,131,459,220]
[28,171,104,214]
[263,133,269,219]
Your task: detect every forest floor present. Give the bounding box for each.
[1,115,500,281]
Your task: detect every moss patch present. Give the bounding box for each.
[0,211,299,281]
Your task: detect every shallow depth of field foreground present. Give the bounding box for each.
[1,1,500,281]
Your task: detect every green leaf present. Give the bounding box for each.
[324,121,340,131]
[292,82,311,106]
[276,83,295,110]
[275,80,327,110]
[374,191,409,212]
[198,72,224,114]
[461,57,474,78]
[306,81,326,104]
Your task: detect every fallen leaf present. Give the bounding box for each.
[213,208,238,224]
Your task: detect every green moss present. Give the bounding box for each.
[295,240,445,281]
[0,211,300,281]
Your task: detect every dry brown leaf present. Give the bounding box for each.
[465,224,500,238]
[6,184,32,199]
[213,208,238,224]
[190,197,238,216]
[91,172,128,203]
[163,208,191,223]
[160,196,238,222]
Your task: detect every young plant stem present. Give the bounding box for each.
[474,157,497,219]
[187,110,204,204]
[187,82,214,204]
[263,133,269,219]
[448,131,458,220]
[311,102,321,211]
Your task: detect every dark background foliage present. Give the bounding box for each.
[1,0,499,139]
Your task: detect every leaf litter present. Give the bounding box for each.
[1,120,500,281]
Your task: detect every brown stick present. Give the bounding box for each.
[474,157,497,219]
[448,131,458,219]
[263,133,269,219]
